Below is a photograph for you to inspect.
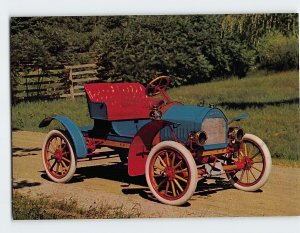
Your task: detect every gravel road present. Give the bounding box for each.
[12,131,300,218]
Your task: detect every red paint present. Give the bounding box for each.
[85,82,163,120]
[128,120,171,176]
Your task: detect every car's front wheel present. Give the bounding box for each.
[226,133,272,191]
[145,141,198,206]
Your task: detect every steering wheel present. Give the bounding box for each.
[145,76,171,96]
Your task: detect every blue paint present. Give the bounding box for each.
[161,105,228,149]
[203,143,228,150]
[112,119,150,137]
[228,113,249,124]
[87,101,108,120]
[79,125,94,132]
[42,115,88,158]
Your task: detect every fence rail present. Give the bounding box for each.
[13,63,99,102]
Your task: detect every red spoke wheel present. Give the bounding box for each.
[145,141,197,205]
[227,134,272,191]
[42,130,76,183]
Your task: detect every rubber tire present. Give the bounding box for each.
[145,141,198,206]
[227,133,272,191]
[42,130,77,183]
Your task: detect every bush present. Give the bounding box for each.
[256,31,299,71]
[92,15,256,86]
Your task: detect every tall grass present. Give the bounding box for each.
[12,70,299,160]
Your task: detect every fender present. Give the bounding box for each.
[39,115,88,158]
[128,120,174,176]
[228,113,249,125]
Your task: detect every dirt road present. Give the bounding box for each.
[12,131,300,218]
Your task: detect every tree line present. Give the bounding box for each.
[11,14,298,86]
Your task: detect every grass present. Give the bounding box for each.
[12,70,300,160]
[12,191,140,220]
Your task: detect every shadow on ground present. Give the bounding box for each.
[12,147,41,156]
[13,179,41,189]
[40,161,234,205]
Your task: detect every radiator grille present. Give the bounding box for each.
[202,118,226,144]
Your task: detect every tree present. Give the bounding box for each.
[221,13,298,46]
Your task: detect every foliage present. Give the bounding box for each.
[11,15,271,87]
[221,13,298,46]
[256,31,299,71]
[12,71,300,160]
[12,191,140,219]
[93,15,256,84]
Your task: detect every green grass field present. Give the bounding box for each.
[12,70,300,160]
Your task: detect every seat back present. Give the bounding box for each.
[85,82,158,120]
[85,82,148,104]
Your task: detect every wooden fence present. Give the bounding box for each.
[62,63,98,99]
[13,63,99,102]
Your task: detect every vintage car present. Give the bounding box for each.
[39,76,272,206]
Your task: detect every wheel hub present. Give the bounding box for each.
[242,156,252,170]
[165,167,175,181]
[54,150,62,162]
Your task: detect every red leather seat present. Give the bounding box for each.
[85,82,163,120]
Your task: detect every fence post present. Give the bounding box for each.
[68,68,75,100]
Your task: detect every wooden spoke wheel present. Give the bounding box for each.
[227,134,272,191]
[42,130,76,183]
[145,76,170,96]
[145,141,198,205]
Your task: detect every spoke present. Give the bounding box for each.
[253,160,263,164]
[175,168,187,174]
[246,170,249,183]
[61,151,70,156]
[165,181,170,195]
[61,160,68,168]
[231,169,239,176]
[49,141,56,151]
[154,163,165,171]
[248,144,253,157]
[251,165,262,173]
[50,160,57,171]
[47,157,55,161]
[157,177,168,189]
[158,155,167,167]
[174,160,183,169]
[250,151,261,160]
[173,178,184,192]
[56,162,60,174]
[244,143,248,156]
[171,180,176,197]
[55,137,58,148]
[171,152,176,166]
[249,168,256,180]
[239,169,245,182]
[57,137,61,148]
[47,149,55,154]
[165,152,170,166]
[175,174,188,183]
[62,157,70,163]
[61,143,67,151]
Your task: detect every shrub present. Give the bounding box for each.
[256,31,299,71]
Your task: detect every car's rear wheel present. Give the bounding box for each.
[145,141,198,205]
[226,133,272,191]
[42,130,76,183]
